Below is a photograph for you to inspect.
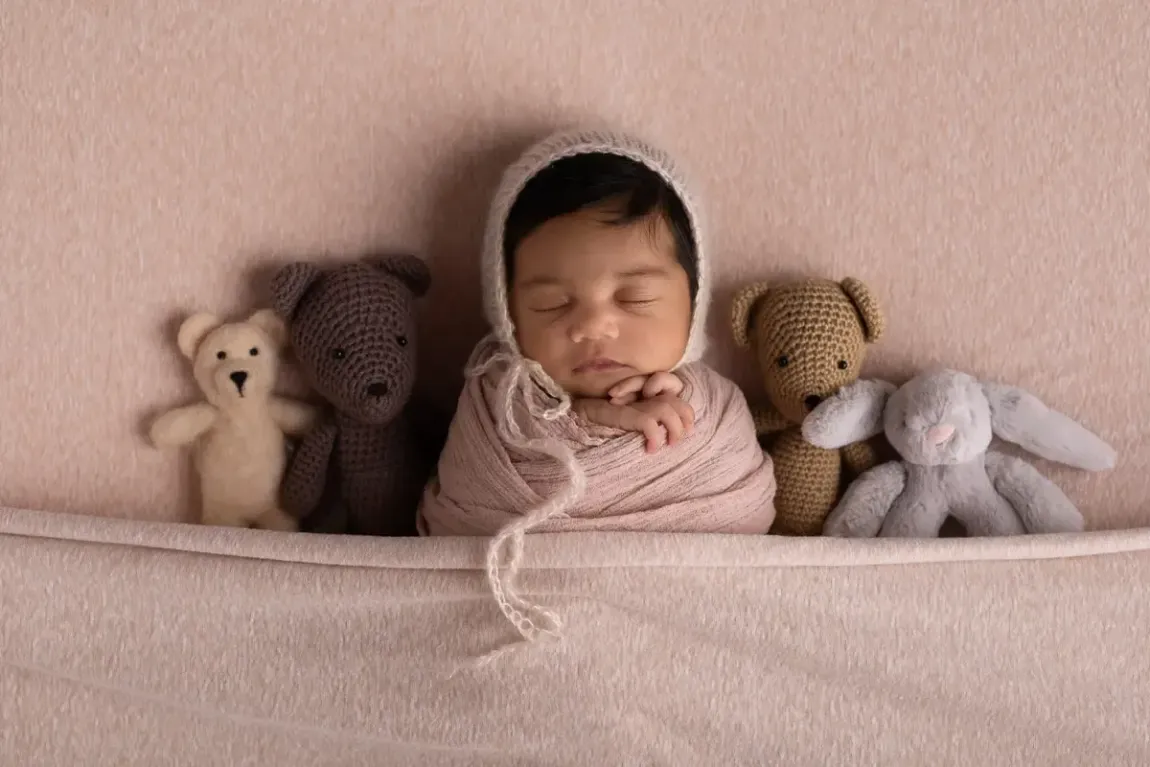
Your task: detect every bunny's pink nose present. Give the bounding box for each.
[926,423,956,445]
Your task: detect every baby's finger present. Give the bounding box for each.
[664,397,695,434]
[608,376,647,400]
[658,406,686,446]
[640,418,665,453]
[681,401,696,431]
[643,372,681,399]
[609,392,639,406]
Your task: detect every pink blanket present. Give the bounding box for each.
[419,348,777,536]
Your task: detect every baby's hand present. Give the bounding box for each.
[574,394,695,453]
[608,371,684,406]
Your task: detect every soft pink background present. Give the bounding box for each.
[2,1,1147,528]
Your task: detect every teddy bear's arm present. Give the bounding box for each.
[270,396,318,436]
[149,403,218,448]
[840,439,881,477]
[281,421,337,519]
[751,403,790,436]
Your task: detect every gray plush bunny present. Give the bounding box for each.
[801,370,1116,538]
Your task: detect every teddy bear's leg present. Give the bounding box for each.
[255,507,299,533]
[768,430,842,535]
[199,500,252,528]
[301,500,350,535]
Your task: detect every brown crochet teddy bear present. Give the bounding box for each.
[731,277,887,536]
[271,253,434,536]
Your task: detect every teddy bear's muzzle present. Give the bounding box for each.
[230,371,248,395]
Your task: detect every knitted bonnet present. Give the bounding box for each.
[480,127,710,369]
[462,128,710,665]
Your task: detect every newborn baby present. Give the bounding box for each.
[419,129,777,539]
[508,148,701,452]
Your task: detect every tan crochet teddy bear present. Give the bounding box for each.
[149,309,316,530]
[731,277,887,536]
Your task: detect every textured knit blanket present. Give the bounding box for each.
[418,346,777,536]
[5,507,1150,765]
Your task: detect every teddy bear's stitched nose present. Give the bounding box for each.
[229,371,248,391]
[804,394,822,411]
[366,381,389,398]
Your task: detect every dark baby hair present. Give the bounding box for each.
[502,152,698,303]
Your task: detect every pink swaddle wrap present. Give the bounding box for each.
[419,339,776,536]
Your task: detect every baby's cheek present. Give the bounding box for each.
[629,314,689,369]
[514,314,563,363]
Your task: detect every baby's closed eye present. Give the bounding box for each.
[529,300,570,313]
[616,287,660,308]
[524,289,571,313]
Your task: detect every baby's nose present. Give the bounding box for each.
[569,307,619,342]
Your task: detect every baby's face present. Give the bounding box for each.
[509,205,692,398]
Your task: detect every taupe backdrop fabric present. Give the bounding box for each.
[1,2,1146,527]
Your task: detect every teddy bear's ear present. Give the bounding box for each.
[839,277,886,344]
[730,281,771,348]
[365,253,432,298]
[270,262,322,321]
[246,308,288,350]
[176,313,222,359]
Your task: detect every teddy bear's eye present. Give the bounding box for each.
[837,359,848,370]
[249,347,259,357]
[331,348,346,361]
[776,355,789,368]
[396,335,408,347]
[216,351,226,360]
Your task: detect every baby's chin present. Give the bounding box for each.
[558,367,643,399]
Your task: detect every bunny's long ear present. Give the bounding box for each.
[982,382,1117,471]
[802,379,896,449]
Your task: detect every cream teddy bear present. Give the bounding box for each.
[149,309,316,530]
